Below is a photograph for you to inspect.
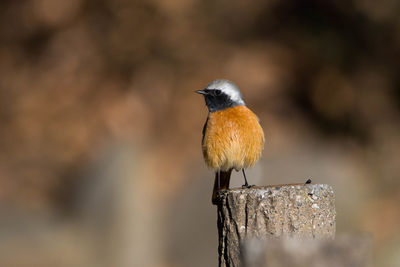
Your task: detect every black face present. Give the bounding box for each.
[198,89,242,112]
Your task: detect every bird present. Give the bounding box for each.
[196,79,265,205]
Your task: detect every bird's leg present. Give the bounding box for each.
[241,169,251,188]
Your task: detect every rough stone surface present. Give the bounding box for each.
[242,235,371,267]
[216,184,336,267]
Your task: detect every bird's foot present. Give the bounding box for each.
[242,183,255,189]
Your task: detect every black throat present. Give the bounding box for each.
[205,92,243,112]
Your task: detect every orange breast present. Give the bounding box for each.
[202,105,265,171]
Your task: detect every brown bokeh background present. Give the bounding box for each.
[1,0,400,266]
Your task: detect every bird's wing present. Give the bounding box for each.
[202,114,209,143]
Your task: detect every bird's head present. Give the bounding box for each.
[196,79,245,112]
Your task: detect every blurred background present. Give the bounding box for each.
[0,0,399,266]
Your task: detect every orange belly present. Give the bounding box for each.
[202,105,265,171]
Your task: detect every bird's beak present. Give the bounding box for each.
[196,90,207,95]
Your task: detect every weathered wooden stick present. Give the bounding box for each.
[216,184,336,267]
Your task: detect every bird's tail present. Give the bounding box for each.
[212,169,232,205]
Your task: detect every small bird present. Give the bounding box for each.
[197,79,265,205]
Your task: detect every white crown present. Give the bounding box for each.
[206,79,245,105]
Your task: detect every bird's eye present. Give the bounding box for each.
[214,90,222,96]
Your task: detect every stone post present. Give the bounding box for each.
[216,184,336,267]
